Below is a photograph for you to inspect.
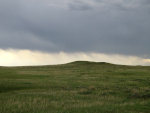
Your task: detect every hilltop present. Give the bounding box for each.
[0,61,150,113]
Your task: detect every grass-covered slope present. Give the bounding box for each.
[0,61,150,113]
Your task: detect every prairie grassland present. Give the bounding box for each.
[0,61,150,113]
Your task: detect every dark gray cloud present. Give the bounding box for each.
[68,0,93,11]
[0,0,150,57]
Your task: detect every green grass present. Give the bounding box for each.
[0,61,150,113]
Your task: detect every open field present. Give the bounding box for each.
[0,61,150,113]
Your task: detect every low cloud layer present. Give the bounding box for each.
[0,0,150,65]
[0,49,150,66]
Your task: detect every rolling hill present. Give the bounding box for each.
[0,61,150,113]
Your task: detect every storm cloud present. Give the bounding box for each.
[0,0,150,57]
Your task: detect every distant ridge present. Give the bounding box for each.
[65,61,147,67]
[67,61,113,65]
[0,61,148,67]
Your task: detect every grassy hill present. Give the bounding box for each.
[0,61,150,113]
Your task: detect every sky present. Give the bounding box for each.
[0,0,150,66]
